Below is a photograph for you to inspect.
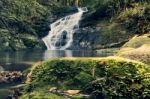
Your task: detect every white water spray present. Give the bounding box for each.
[42,7,88,50]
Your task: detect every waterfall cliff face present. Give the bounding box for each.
[42,7,87,50]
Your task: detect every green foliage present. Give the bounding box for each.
[23,58,150,98]
[82,0,150,36]
[85,59,150,99]
[117,3,150,34]
[0,0,49,35]
[0,0,50,50]
[106,0,150,34]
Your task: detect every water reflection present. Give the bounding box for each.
[43,50,97,59]
[0,49,118,71]
[0,49,118,63]
[44,50,72,59]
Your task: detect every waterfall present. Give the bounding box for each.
[42,7,88,50]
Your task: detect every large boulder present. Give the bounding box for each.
[118,34,150,64]
[23,57,150,99]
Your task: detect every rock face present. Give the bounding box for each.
[70,27,101,49]
[70,26,126,50]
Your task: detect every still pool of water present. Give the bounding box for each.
[0,49,118,71]
[0,49,118,98]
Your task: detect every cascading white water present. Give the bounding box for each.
[42,7,88,50]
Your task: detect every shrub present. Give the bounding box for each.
[117,3,150,34]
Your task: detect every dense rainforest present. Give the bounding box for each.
[0,0,150,50]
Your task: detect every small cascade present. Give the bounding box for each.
[42,7,88,50]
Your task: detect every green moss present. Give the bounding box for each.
[20,91,64,99]
[22,57,150,98]
[118,34,150,64]
[122,34,150,48]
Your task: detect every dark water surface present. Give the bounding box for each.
[0,49,118,98]
[0,49,118,71]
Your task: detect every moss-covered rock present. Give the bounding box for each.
[21,90,65,99]
[122,34,150,48]
[118,34,150,64]
[118,45,150,65]
[21,57,150,99]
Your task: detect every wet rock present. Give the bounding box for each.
[70,26,101,49]
[0,71,23,84]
